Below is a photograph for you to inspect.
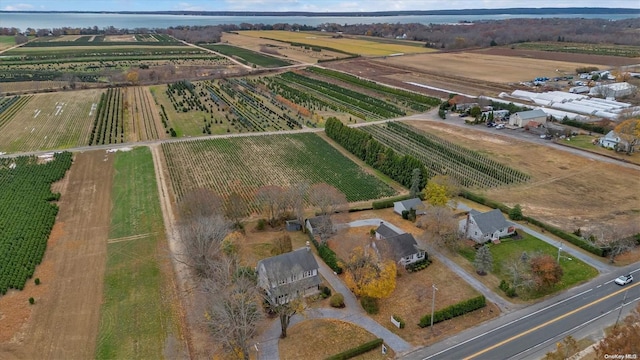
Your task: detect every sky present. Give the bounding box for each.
[2,0,639,12]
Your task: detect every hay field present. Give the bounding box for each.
[381,52,603,83]
[240,30,435,56]
[221,32,345,63]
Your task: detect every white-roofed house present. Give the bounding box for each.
[509,109,547,128]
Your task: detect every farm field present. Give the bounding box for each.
[221,32,347,63]
[124,86,166,142]
[96,147,185,359]
[0,151,113,359]
[0,35,15,51]
[161,133,397,208]
[0,81,98,95]
[474,46,640,67]
[0,153,73,295]
[0,89,103,153]
[89,88,125,145]
[360,122,530,188]
[239,30,435,56]
[201,43,292,67]
[378,52,603,83]
[510,42,640,58]
[403,119,640,232]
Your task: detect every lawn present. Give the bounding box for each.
[0,35,15,51]
[202,44,292,67]
[560,135,640,165]
[462,232,598,300]
[96,147,185,359]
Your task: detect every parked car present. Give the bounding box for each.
[495,124,505,129]
[487,122,495,127]
[459,113,468,118]
[614,274,633,286]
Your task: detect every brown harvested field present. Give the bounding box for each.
[0,151,113,359]
[403,119,640,233]
[327,208,500,346]
[379,52,602,83]
[222,32,345,63]
[124,86,166,142]
[473,47,640,67]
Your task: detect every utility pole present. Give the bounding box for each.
[615,291,628,329]
[557,242,563,263]
[431,284,438,334]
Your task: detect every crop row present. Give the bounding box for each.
[161,133,396,213]
[280,72,405,119]
[0,152,73,295]
[201,44,291,68]
[89,88,124,145]
[0,96,33,129]
[306,67,440,111]
[361,123,529,187]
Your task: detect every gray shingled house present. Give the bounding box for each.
[257,246,321,305]
[393,197,426,216]
[374,222,426,267]
[459,209,516,244]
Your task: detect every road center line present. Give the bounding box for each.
[463,281,640,360]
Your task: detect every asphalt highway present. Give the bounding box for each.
[402,268,640,360]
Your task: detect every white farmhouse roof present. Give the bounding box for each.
[515,109,547,120]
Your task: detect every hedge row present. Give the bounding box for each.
[460,190,605,257]
[419,295,486,328]
[325,338,383,360]
[309,233,343,274]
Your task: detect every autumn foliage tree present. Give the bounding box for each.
[423,182,449,207]
[594,301,640,357]
[343,247,396,300]
[530,254,563,290]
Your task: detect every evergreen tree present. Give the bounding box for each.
[473,245,493,275]
[409,168,423,198]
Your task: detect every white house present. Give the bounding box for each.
[393,198,426,216]
[257,246,321,305]
[599,130,629,150]
[374,223,426,266]
[509,109,547,128]
[459,209,516,244]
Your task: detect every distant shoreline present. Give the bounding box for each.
[1,7,639,17]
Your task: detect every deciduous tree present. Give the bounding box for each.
[423,182,449,207]
[530,254,563,290]
[224,191,249,228]
[417,205,460,250]
[309,183,348,216]
[343,247,396,299]
[594,302,640,357]
[255,185,287,226]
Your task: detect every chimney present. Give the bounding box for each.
[306,241,310,251]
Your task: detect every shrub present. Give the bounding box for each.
[392,314,406,329]
[330,293,345,308]
[29,297,35,305]
[322,286,332,298]
[325,338,383,360]
[361,296,379,314]
[419,295,486,327]
[506,287,517,298]
[509,204,523,220]
[309,234,343,274]
[34,278,40,285]
[406,258,431,273]
[256,219,266,231]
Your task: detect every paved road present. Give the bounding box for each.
[402,267,640,360]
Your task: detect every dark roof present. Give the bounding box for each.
[258,248,319,278]
[469,209,511,234]
[396,198,425,212]
[376,223,401,239]
[379,233,419,259]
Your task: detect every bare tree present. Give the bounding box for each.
[308,183,348,216]
[585,222,638,263]
[288,182,309,226]
[177,189,231,277]
[201,256,262,360]
[255,185,287,226]
[224,191,249,228]
[417,205,460,250]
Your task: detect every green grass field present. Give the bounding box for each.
[203,44,292,67]
[96,147,184,359]
[513,42,640,57]
[477,232,598,299]
[0,35,15,51]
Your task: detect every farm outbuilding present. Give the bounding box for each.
[509,109,547,128]
[589,82,637,99]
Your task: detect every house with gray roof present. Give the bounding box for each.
[459,209,516,244]
[599,130,629,151]
[257,245,321,304]
[509,109,547,128]
[374,222,426,267]
[393,197,426,216]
